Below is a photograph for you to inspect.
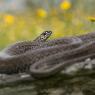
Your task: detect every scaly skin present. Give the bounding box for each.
[2,31,52,55]
[0,43,82,74]
[30,41,95,78]
[2,31,95,56]
[0,41,95,84]
[0,32,95,78]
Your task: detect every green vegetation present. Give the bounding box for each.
[0,0,95,49]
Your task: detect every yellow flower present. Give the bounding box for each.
[60,1,71,10]
[4,14,15,25]
[36,9,47,18]
[87,16,95,22]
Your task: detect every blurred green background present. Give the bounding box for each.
[0,0,95,49]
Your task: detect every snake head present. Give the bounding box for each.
[40,31,52,41]
[34,31,52,43]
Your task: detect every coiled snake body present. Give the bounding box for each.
[0,31,95,78]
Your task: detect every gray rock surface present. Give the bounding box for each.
[0,59,95,95]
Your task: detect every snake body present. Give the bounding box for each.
[0,31,95,78]
[2,31,52,55]
[30,41,95,77]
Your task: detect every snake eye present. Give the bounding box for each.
[43,32,47,36]
[41,36,45,40]
[43,31,49,35]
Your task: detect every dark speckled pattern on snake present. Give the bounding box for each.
[2,31,52,55]
[0,31,95,78]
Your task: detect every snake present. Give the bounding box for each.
[0,31,95,78]
[2,31,52,55]
[30,41,95,78]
